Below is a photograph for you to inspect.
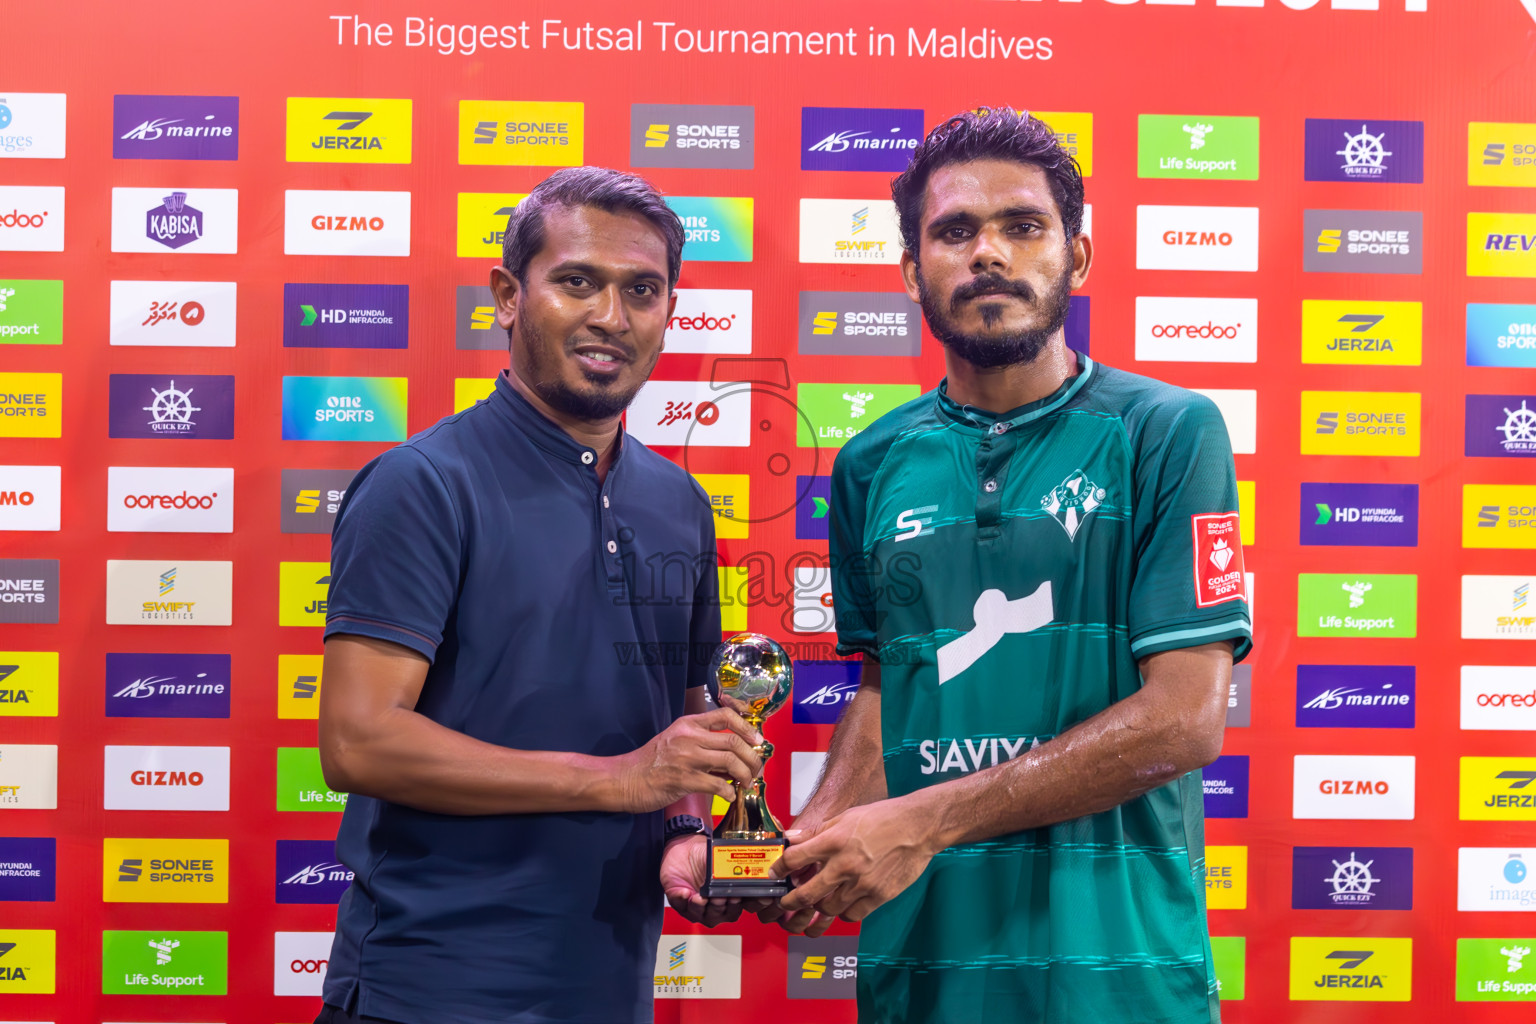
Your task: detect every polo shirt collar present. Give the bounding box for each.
[490,369,622,467]
[936,350,1095,435]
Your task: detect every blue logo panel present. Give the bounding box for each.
[792,660,862,724]
[281,376,408,442]
[795,475,832,541]
[1203,754,1249,818]
[283,283,409,349]
[801,107,924,172]
[0,836,55,901]
[1300,483,1418,547]
[1292,846,1413,909]
[105,653,231,719]
[1467,304,1536,367]
[1296,665,1415,729]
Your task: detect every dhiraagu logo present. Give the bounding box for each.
[282,376,406,441]
[1297,573,1417,638]
[795,384,920,448]
[278,562,330,627]
[1289,937,1411,1002]
[1457,938,1536,1001]
[1137,114,1259,180]
[277,747,347,811]
[456,192,527,258]
[666,197,753,262]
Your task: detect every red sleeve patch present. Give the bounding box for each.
[1192,512,1247,608]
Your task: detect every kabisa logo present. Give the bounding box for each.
[1462,666,1536,732]
[1301,483,1419,547]
[144,191,203,249]
[0,651,60,718]
[459,100,583,166]
[1470,212,1536,278]
[1461,758,1536,820]
[665,289,753,355]
[1295,665,1415,729]
[105,653,230,719]
[799,199,901,264]
[1458,848,1536,911]
[1203,754,1250,818]
[666,196,754,262]
[283,283,409,349]
[797,291,920,357]
[1457,937,1536,1002]
[0,559,59,625]
[800,107,923,172]
[0,837,56,901]
[1464,484,1536,550]
[1133,297,1257,363]
[1469,122,1536,188]
[0,186,65,252]
[101,929,227,995]
[1293,754,1416,820]
[107,373,235,440]
[1468,304,1536,368]
[1297,572,1417,638]
[281,376,408,442]
[0,93,66,159]
[1304,209,1422,274]
[102,838,228,903]
[630,104,754,170]
[792,661,862,725]
[111,186,236,254]
[455,192,527,257]
[795,475,832,541]
[285,97,411,164]
[113,95,239,161]
[455,284,502,350]
[0,278,63,345]
[1137,114,1259,181]
[1301,300,1422,366]
[1135,205,1259,272]
[1301,391,1420,457]
[103,745,230,811]
[1289,938,1412,1002]
[1292,847,1413,911]
[276,839,354,904]
[1304,119,1424,183]
[1461,575,1536,639]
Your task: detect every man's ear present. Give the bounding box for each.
[489,266,520,333]
[899,250,921,303]
[1070,231,1093,290]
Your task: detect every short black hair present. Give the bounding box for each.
[891,108,1085,261]
[501,166,685,288]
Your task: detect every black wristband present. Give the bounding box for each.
[663,814,710,845]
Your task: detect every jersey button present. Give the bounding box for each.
[581,451,595,465]
[607,540,618,554]
[602,495,610,508]
[983,479,998,493]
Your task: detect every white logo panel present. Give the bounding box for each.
[284,189,411,257]
[626,380,750,447]
[110,187,238,254]
[0,185,65,251]
[664,289,752,354]
[1135,205,1259,272]
[105,559,233,626]
[1192,388,1258,455]
[653,934,742,999]
[0,743,58,808]
[0,92,67,158]
[1463,667,1536,731]
[274,931,333,996]
[1464,576,1536,640]
[798,199,902,265]
[107,467,234,533]
[1135,297,1258,362]
[0,465,61,531]
[1458,847,1536,911]
[102,744,230,811]
[792,565,835,635]
[109,280,237,347]
[1293,754,1416,820]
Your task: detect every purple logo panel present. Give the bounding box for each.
[795,475,832,541]
[801,107,924,172]
[1303,119,1424,183]
[1203,755,1249,818]
[276,839,354,903]
[108,374,235,439]
[792,660,862,724]
[1466,395,1536,458]
[0,836,55,901]
[1296,665,1415,729]
[113,95,240,161]
[283,283,410,349]
[1292,846,1413,909]
[105,653,231,718]
[1300,482,1418,547]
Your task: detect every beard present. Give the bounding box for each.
[512,305,658,421]
[917,261,1074,369]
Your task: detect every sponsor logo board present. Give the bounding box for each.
[102,746,230,811]
[792,660,862,725]
[275,839,353,904]
[1203,754,1249,818]
[1305,209,1422,274]
[1304,119,1424,183]
[666,289,752,355]
[632,103,753,169]
[1288,937,1412,1001]
[1456,937,1536,1000]
[1135,205,1259,272]
[691,474,748,540]
[1470,212,1536,278]
[791,566,835,635]
[277,654,325,719]
[1134,297,1257,362]
[795,384,920,449]
[0,186,64,251]
[454,377,496,413]
[1191,389,1256,455]
[1470,122,1536,188]
[281,376,407,442]
[109,280,236,348]
[786,935,858,998]
[285,97,411,163]
[800,107,922,172]
[1465,484,1536,548]
[110,187,236,253]
[1293,754,1416,819]
[1301,483,1418,547]
[1463,666,1536,731]
[1137,114,1258,180]
[0,465,60,531]
[1458,847,1536,910]
[1065,294,1090,355]
[0,93,66,159]
[627,380,751,447]
[0,372,61,438]
[101,929,226,995]
[107,466,233,533]
[0,836,55,901]
[455,191,526,258]
[1462,575,1536,639]
[102,837,228,903]
[459,100,582,166]
[282,283,408,349]
[1301,299,1421,365]
[274,931,333,996]
[795,475,832,541]
[1297,573,1416,638]
[668,197,753,262]
[1206,845,1247,909]
[1292,847,1413,910]
[276,747,347,812]
[0,279,62,344]
[0,651,59,717]
[278,561,330,627]
[0,928,55,993]
[107,373,234,439]
[1296,665,1415,728]
[797,291,919,357]
[1468,395,1536,457]
[280,468,354,534]
[1227,664,1252,727]
[798,199,901,264]
[284,190,410,257]
[654,934,742,998]
[105,653,230,719]
[113,95,239,161]
[1212,936,1245,1001]
[791,751,829,815]
[0,559,59,624]
[1461,757,1536,820]
[1300,391,1420,457]
[1036,111,1093,176]
[105,560,232,626]
[455,284,501,350]
[0,744,57,808]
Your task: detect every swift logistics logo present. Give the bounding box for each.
[281,376,407,442]
[105,652,230,719]
[0,464,61,531]
[1301,300,1422,365]
[1292,847,1413,910]
[667,196,753,262]
[278,654,325,719]
[1305,209,1422,274]
[279,562,331,626]
[105,559,233,626]
[0,92,66,159]
[1301,483,1418,547]
[1205,845,1246,909]
[800,107,922,172]
[1469,304,1536,368]
[0,559,59,625]
[1470,213,1536,278]
[1289,938,1412,1002]
[276,839,354,903]
[666,289,753,355]
[1296,665,1415,728]
[107,466,234,533]
[1457,937,1536,1001]
[796,383,921,448]
[786,935,858,998]
[1293,754,1416,820]
[1461,575,1536,639]
[1461,758,1536,820]
[0,928,56,993]
[0,743,58,808]
[108,373,234,439]
[1137,114,1258,180]
[1470,122,1536,188]
[459,100,583,166]
[108,279,236,347]
[102,837,228,903]
[792,660,862,724]
[455,192,527,257]
[0,372,62,439]
[631,103,754,169]
[102,745,230,811]
[285,97,411,163]
[277,747,348,811]
[799,199,902,264]
[455,284,501,349]
[101,928,227,995]
[110,187,238,253]
[654,934,742,998]
[280,468,354,534]
[284,189,411,257]
[1135,205,1259,272]
[283,283,409,349]
[0,185,64,251]
[1301,391,1420,457]
[1464,484,1536,549]
[1457,848,1536,910]
[0,650,60,717]
[1462,666,1536,731]
[1134,297,1257,362]
[1304,119,1424,183]
[1203,754,1249,818]
[0,278,62,344]
[114,95,239,160]
[798,291,920,356]
[1297,573,1417,638]
[0,836,56,901]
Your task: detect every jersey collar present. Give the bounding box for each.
[936,351,1095,434]
[490,369,624,468]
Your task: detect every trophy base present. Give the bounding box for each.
[700,836,792,899]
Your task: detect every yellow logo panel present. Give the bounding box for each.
[278,654,324,719]
[454,378,497,413]
[1469,212,1536,278]
[1460,756,1536,820]
[103,837,228,903]
[719,566,751,633]
[1300,391,1420,457]
[278,561,330,627]
[285,97,413,164]
[0,372,62,438]
[1035,112,1093,177]
[1205,845,1247,910]
[0,928,55,993]
[0,651,59,717]
[456,192,528,258]
[1464,485,1536,550]
[1236,481,1255,547]
[1301,300,1422,366]
[1290,937,1411,1002]
[1469,122,1536,187]
[459,101,584,166]
[692,474,749,540]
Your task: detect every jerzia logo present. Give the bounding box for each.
[286,97,412,164]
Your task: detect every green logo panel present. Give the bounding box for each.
[0,279,63,345]
[1211,936,1246,1001]
[1297,573,1417,638]
[795,383,921,449]
[277,746,349,811]
[1138,115,1260,180]
[102,929,227,995]
[1457,938,1536,1001]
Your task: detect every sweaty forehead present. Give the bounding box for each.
[921,160,1058,225]
[533,204,670,277]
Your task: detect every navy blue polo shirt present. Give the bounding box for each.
[321,371,721,1024]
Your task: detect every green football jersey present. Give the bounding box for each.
[828,353,1251,1024]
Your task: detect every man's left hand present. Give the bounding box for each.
[661,834,751,927]
[771,799,937,923]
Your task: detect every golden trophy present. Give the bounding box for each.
[701,632,794,898]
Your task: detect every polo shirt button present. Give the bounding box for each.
[581,451,594,465]
[607,540,618,554]
[602,495,610,508]
[984,479,998,493]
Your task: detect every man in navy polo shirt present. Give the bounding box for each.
[313,167,761,1024]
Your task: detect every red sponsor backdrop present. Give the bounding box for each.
[4,0,1536,1020]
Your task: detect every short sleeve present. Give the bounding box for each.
[828,443,880,660]
[325,446,463,662]
[1126,393,1253,663]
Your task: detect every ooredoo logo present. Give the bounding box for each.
[274,931,334,996]
[1134,297,1257,362]
[1135,205,1258,272]
[0,186,64,251]
[1463,666,1536,731]
[103,745,230,811]
[107,467,234,533]
[283,190,411,257]
[664,289,753,355]
[1293,754,1416,820]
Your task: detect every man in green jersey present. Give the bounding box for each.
[768,108,1252,1023]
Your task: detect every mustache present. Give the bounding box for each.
[949,274,1035,311]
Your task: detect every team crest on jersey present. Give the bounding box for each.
[1192,511,1247,608]
[1041,470,1106,540]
